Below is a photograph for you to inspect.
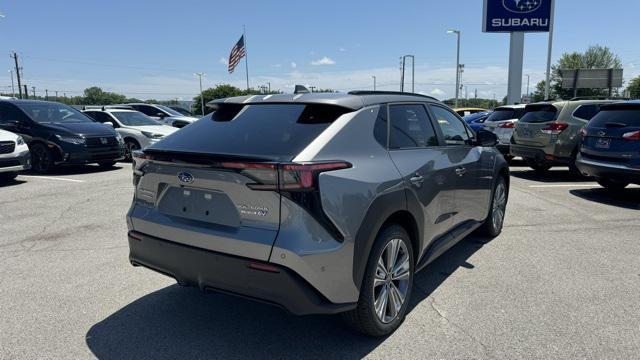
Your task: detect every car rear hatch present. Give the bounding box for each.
[483,107,524,143]
[129,102,352,261]
[513,103,561,147]
[581,103,640,164]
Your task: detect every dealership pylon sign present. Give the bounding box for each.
[483,0,553,32]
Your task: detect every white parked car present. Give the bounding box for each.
[0,129,30,181]
[82,108,178,160]
[482,104,527,160]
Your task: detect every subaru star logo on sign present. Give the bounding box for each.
[483,0,553,32]
[177,171,194,184]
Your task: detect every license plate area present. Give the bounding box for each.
[595,137,611,149]
[157,186,240,227]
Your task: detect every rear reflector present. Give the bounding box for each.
[622,130,640,140]
[541,122,569,135]
[248,262,280,273]
[497,122,515,129]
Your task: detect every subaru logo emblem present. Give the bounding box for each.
[177,171,194,184]
[100,137,108,144]
[503,0,541,13]
[597,131,606,136]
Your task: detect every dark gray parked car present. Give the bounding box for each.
[126,91,510,336]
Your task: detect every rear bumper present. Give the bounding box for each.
[510,144,570,164]
[128,231,356,315]
[496,144,510,156]
[575,155,640,184]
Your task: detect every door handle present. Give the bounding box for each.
[455,167,467,176]
[409,174,424,187]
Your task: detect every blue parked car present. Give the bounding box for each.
[576,101,640,189]
[463,111,491,132]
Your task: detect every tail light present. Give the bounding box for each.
[221,161,352,191]
[622,130,640,140]
[497,122,515,129]
[541,122,569,135]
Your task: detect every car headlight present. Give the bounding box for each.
[115,132,124,143]
[141,131,164,139]
[55,134,85,145]
[16,136,25,145]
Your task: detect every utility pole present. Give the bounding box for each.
[400,55,415,92]
[45,89,49,100]
[31,86,36,98]
[8,70,15,97]
[267,82,271,93]
[11,52,23,99]
[371,75,376,91]
[526,74,530,97]
[448,29,461,107]
[309,86,316,93]
[194,72,206,116]
[55,90,58,100]
[23,85,28,99]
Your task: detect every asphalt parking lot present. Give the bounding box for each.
[1,161,639,359]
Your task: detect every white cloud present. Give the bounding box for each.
[429,88,446,97]
[290,62,297,69]
[310,56,336,66]
[219,57,227,65]
[339,47,347,52]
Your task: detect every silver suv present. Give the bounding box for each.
[126,91,510,336]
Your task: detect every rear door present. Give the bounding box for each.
[582,105,640,162]
[429,104,490,224]
[129,103,349,261]
[385,103,456,242]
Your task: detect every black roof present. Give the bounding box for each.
[207,91,440,110]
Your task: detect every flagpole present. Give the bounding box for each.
[243,25,250,91]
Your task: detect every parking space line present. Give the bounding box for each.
[529,184,597,188]
[19,175,85,183]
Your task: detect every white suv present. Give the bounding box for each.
[83,108,178,160]
[0,129,30,181]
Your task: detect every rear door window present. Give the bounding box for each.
[573,104,600,120]
[486,108,516,122]
[150,104,350,161]
[520,105,558,123]
[388,104,437,149]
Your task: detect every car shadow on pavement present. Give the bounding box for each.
[509,168,592,183]
[24,164,123,176]
[85,238,486,360]
[570,188,640,210]
[0,178,27,187]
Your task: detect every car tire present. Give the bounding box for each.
[597,178,629,190]
[342,224,414,337]
[124,139,140,162]
[0,172,18,181]
[98,161,116,168]
[30,143,55,173]
[525,159,551,173]
[478,176,508,238]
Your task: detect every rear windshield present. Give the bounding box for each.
[148,103,350,161]
[486,108,517,122]
[588,108,640,128]
[519,105,558,123]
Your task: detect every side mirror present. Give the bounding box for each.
[156,112,166,118]
[475,129,498,147]
[103,122,114,127]
[3,120,20,128]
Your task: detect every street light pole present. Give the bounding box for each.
[371,75,376,91]
[448,29,461,107]
[526,74,530,97]
[194,72,206,116]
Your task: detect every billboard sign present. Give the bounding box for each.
[483,0,554,33]
[559,69,624,89]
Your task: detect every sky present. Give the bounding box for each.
[1,0,639,101]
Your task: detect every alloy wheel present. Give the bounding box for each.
[492,181,507,230]
[373,238,411,324]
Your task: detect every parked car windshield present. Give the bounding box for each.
[486,108,517,122]
[149,103,351,161]
[520,105,558,123]
[155,105,183,117]
[588,106,640,127]
[112,111,162,126]
[16,102,94,124]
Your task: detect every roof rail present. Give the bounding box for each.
[568,96,630,101]
[348,90,438,101]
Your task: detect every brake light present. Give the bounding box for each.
[622,130,640,140]
[222,161,351,191]
[541,122,569,135]
[497,122,515,129]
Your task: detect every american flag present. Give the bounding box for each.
[228,35,246,74]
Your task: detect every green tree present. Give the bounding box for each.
[193,84,254,115]
[532,45,622,101]
[82,86,127,105]
[626,76,640,99]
